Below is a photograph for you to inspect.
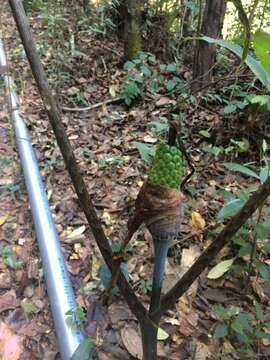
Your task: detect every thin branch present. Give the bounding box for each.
[154,176,270,317]
[8,0,148,322]
[62,97,121,112]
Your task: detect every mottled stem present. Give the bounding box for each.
[150,240,170,313]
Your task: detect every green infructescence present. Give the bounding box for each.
[148,141,184,189]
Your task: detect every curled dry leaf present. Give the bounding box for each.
[134,181,184,241]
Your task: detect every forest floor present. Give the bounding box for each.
[1,3,270,360]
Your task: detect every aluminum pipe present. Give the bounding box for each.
[0,39,84,360]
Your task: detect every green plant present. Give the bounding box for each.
[119,52,184,105]
[22,0,44,12]
[0,246,23,270]
[44,154,63,173]
[149,116,169,134]
[213,141,270,281]
[134,141,156,164]
[0,182,22,200]
[138,279,152,294]
[88,3,116,36]
[99,262,129,295]
[213,303,270,357]
[201,31,270,90]
[71,338,94,360]
[65,305,87,330]
[21,300,39,315]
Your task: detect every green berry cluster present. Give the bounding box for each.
[148,141,184,189]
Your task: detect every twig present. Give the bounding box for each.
[62,97,121,112]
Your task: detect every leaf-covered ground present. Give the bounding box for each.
[1,3,270,360]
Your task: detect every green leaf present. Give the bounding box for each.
[213,305,227,320]
[199,130,211,138]
[133,142,155,163]
[99,263,129,295]
[134,74,144,83]
[149,81,158,93]
[166,63,177,72]
[214,323,228,338]
[224,103,237,113]
[218,198,245,219]
[231,319,244,334]
[255,261,269,281]
[123,61,136,70]
[262,139,268,153]
[65,316,74,329]
[254,223,270,239]
[262,243,270,253]
[259,167,269,183]
[250,95,270,107]
[71,339,94,360]
[159,64,167,71]
[140,65,151,77]
[254,301,264,322]
[201,36,270,89]
[223,162,260,179]
[207,258,235,279]
[166,79,177,91]
[255,331,270,340]
[157,327,169,340]
[204,145,223,155]
[253,30,270,75]
[238,244,252,257]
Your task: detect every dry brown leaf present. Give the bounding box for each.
[181,246,201,269]
[0,322,23,360]
[191,211,206,230]
[66,225,86,240]
[108,304,133,325]
[155,97,176,107]
[194,341,210,360]
[143,135,157,143]
[121,327,143,360]
[0,291,19,313]
[178,309,198,337]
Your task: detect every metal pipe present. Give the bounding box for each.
[0,39,84,360]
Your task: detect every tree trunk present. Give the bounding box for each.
[123,0,141,60]
[192,0,226,92]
